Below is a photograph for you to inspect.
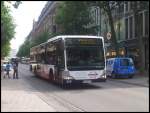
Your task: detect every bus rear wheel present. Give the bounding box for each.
[49,69,54,82]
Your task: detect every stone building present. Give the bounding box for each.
[90,1,149,71]
[27,1,61,41]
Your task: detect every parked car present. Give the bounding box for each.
[106,57,136,78]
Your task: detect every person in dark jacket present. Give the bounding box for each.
[13,61,18,79]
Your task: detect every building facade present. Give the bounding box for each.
[28,1,61,42]
[90,1,149,71]
[27,1,149,71]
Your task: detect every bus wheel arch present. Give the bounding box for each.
[49,69,54,81]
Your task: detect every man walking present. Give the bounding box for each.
[13,61,18,79]
[4,62,11,79]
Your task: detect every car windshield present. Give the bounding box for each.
[120,59,134,66]
[66,46,105,70]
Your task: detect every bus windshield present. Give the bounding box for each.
[65,38,105,70]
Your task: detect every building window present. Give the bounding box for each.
[120,3,124,14]
[129,16,133,39]
[145,11,149,36]
[125,2,128,13]
[128,2,131,11]
[112,51,116,56]
[138,13,143,37]
[95,8,97,25]
[130,2,134,10]
[125,18,128,40]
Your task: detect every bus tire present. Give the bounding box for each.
[34,66,36,73]
[49,69,54,82]
[61,82,67,89]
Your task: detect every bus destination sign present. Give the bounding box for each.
[66,38,102,46]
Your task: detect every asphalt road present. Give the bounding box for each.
[2,63,149,112]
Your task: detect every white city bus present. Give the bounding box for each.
[31,35,106,87]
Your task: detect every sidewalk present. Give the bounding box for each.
[1,76,56,112]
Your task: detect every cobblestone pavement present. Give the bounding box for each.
[1,64,149,112]
[1,76,56,112]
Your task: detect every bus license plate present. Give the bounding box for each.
[83,80,91,83]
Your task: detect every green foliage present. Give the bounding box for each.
[139,67,145,73]
[90,1,120,56]
[31,31,50,47]
[1,42,11,57]
[17,39,30,57]
[1,1,16,57]
[55,1,95,35]
[17,31,56,57]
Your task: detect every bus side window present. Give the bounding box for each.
[56,40,65,68]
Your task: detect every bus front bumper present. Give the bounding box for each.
[63,78,106,84]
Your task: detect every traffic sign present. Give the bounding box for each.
[107,32,111,40]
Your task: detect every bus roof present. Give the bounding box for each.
[47,35,104,43]
[31,35,104,49]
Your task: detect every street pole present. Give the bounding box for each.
[99,7,101,36]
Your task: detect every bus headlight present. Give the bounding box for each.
[62,71,74,80]
[63,76,74,80]
[101,70,106,78]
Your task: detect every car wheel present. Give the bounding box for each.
[128,75,133,78]
[111,73,116,79]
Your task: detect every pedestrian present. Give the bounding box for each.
[4,62,11,79]
[1,61,4,79]
[13,61,18,79]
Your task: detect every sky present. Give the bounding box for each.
[9,1,47,52]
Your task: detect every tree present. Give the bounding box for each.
[1,1,21,57]
[1,2,15,57]
[17,31,51,57]
[1,42,11,57]
[55,1,95,35]
[89,1,122,56]
[132,1,149,70]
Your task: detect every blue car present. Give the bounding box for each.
[106,57,136,78]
